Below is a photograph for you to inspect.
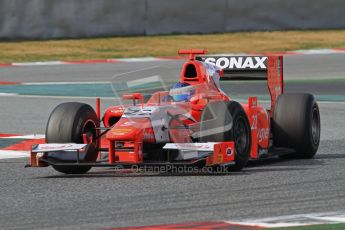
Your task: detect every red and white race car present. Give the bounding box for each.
[27,49,321,174]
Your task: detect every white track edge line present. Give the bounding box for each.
[0,150,30,159]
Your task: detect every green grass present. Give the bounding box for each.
[1,29,345,63]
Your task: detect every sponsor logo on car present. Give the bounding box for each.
[226,147,233,156]
[112,128,133,134]
[197,56,267,70]
[258,128,270,142]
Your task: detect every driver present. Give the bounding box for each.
[169,82,194,102]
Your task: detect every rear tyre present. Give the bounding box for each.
[46,102,99,174]
[200,101,251,171]
[273,93,320,158]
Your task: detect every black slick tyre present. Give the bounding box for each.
[200,101,251,171]
[273,93,320,158]
[46,102,99,174]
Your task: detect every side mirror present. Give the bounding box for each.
[122,93,144,106]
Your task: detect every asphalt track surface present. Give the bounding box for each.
[0,54,345,229]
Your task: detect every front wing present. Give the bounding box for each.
[27,142,236,168]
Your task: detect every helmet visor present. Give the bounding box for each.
[172,94,191,102]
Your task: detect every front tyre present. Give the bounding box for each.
[46,102,99,174]
[200,101,251,171]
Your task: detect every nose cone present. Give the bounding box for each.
[106,127,138,141]
[105,117,150,141]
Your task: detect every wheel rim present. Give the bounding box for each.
[311,106,320,145]
[234,117,248,154]
[82,119,97,144]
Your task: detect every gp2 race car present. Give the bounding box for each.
[27,49,321,174]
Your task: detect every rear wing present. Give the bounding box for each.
[196,55,284,114]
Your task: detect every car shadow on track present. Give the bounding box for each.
[42,170,237,178]
[315,153,345,159]
[242,156,325,173]
[39,157,324,179]
[247,156,325,167]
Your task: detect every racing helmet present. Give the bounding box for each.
[170,82,193,102]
